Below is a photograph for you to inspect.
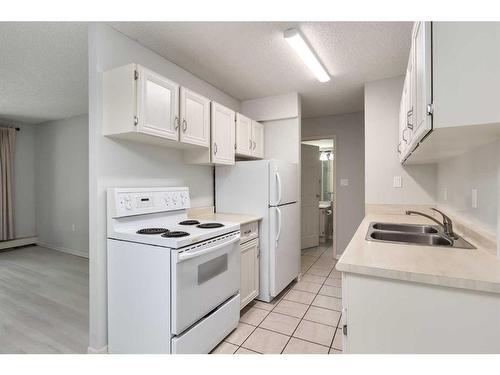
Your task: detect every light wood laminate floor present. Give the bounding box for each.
[0,246,89,353]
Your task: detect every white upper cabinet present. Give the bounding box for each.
[402,22,500,164]
[398,22,432,163]
[103,64,181,145]
[235,113,252,156]
[251,120,264,159]
[179,87,210,148]
[136,66,180,141]
[235,113,264,160]
[409,22,432,148]
[211,102,235,165]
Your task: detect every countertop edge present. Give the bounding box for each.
[336,213,500,295]
[336,261,500,294]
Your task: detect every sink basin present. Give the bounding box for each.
[372,222,438,234]
[365,222,475,249]
[369,231,452,246]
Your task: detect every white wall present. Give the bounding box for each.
[11,123,36,239]
[242,93,301,164]
[302,112,365,255]
[88,23,241,351]
[364,76,437,205]
[263,118,301,163]
[35,115,89,257]
[436,140,499,236]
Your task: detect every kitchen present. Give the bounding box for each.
[0,11,499,367]
[91,20,500,355]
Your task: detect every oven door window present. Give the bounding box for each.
[198,254,228,285]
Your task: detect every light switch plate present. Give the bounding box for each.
[340,178,349,187]
[471,189,478,208]
[393,176,402,188]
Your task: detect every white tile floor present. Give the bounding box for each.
[212,242,343,354]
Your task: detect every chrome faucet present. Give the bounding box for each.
[405,208,458,240]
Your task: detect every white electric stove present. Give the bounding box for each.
[107,187,241,354]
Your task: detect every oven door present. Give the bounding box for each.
[171,231,240,335]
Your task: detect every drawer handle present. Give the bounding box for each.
[243,230,252,235]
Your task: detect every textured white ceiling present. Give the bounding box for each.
[111,22,412,118]
[0,22,88,124]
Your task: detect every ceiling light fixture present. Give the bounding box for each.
[284,28,330,83]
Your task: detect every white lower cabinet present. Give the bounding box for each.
[239,222,260,309]
[342,272,500,353]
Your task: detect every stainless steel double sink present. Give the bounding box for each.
[366,222,475,249]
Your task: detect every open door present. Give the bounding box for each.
[301,144,320,249]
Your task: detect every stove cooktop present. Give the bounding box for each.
[197,223,225,229]
[136,228,169,235]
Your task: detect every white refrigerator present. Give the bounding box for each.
[216,159,300,302]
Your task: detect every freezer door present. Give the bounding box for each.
[269,160,298,206]
[269,203,300,297]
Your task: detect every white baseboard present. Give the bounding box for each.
[0,236,38,250]
[37,242,89,259]
[87,345,108,354]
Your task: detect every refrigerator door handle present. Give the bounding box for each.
[275,206,282,244]
[275,171,282,205]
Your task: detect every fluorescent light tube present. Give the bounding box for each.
[284,28,330,83]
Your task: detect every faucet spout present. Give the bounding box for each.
[405,209,458,240]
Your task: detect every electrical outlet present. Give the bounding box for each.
[443,188,448,201]
[340,178,349,187]
[471,189,478,208]
[393,176,402,188]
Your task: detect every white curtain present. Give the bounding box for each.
[0,127,16,241]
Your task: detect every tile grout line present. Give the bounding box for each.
[230,243,341,354]
[280,245,333,353]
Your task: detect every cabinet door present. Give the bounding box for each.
[136,66,179,141]
[235,113,252,156]
[179,87,210,148]
[211,102,235,165]
[410,21,432,149]
[240,238,259,309]
[251,121,264,159]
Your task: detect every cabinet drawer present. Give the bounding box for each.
[240,221,259,243]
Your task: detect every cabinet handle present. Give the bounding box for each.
[397,142,402,154]
[213,142,218,155]
[182,119,187,132]
[174,116,180,130]
[249,139,252,150]
[243,230,252,235]
[402,129,408,143]
[406,108,413,130]
[253,140,256,150]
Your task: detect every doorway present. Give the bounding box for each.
[300,138,336,256]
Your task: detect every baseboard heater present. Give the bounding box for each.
[0,237,38,250]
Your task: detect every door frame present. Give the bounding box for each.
[301,135,337,259]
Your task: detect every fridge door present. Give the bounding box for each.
[269,160,298,206]
[269,203,300,297]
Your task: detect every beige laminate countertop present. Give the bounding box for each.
[336,213,500,294]
[189,212,262,226]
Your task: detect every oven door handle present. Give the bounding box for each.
[177,236,240,262]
